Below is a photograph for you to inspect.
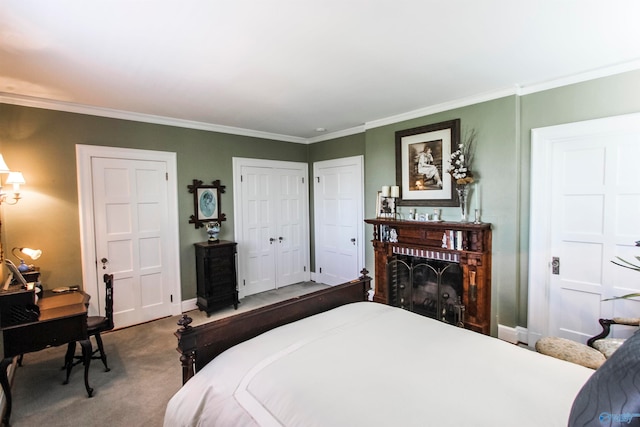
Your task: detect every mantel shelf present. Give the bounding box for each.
[365,218,491,231]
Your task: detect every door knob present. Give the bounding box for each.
[269,237,275,245]
[350,238,356,245]
[278,237,284,242]
[100,257,108,270]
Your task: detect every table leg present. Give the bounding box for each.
[79,339,94,397]
[0,357,13,425]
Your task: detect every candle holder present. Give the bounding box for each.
[473,209,481,224]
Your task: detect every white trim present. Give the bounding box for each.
[3,60,639,144]
[0,93,306,144]
[364,86,519,130]
[518,59,640,96]
[527,112,640,346]
[181,297,198,313]
[498,324,529,345]
[306,126,366,144]
[76,144,182,317]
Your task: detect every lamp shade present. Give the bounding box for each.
[0,155,10,173]
[21,248,42,260]
[6,172,25,185]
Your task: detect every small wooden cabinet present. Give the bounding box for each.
[194,241,238,315]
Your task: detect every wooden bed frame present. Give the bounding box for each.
[175,270,372,384]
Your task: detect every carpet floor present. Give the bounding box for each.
[8,281,328,427]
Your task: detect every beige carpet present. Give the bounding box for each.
[8,281,328,427]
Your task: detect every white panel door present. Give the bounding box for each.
[92,157,172,328]
[235,158,310,297]
[275,168,309,286]
[314,156,364,285]
[529,113,640,346]
[549,133,640,342]
[241,166,278,295]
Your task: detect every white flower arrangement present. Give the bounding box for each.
[447,128,477,185]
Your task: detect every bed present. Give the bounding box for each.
[165,273,600,426]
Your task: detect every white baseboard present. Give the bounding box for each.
[181,298,197,313]
[498,324,529,345]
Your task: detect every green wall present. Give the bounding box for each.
[0,105,310,300]
[364,97,519,334]
[362,69,640,334]
[1,68,639,335]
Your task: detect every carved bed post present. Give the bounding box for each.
[176,314,197,384]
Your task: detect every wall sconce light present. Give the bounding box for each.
[0,155,25,205]
[12,247,42,272]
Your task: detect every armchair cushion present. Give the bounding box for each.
[535,336,605,369]
[592,337,626,359]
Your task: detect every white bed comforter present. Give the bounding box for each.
[164,302,593,427]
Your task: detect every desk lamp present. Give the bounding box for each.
[12,247,42,272]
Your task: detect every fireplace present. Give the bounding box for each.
[365,218,492,334]
[388,255,464,326]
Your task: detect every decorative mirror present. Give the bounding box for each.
[188,179,226,229]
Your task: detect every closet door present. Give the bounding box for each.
[234,158,310,297]
[240,166,278,295]
[275,167,308,287]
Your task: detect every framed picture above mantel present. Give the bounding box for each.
[395,119,460,206]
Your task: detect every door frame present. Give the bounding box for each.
[313,155,365,285]
[527,112,640,346]
[232,157,310,298]
[76,144,182,317]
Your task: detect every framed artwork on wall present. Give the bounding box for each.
[395,119,460,206]
[188,179,227,228]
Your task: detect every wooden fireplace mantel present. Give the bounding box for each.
[365,218,492,334]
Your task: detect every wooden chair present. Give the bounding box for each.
[63,274,114,384]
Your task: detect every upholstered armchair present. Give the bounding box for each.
[587,317,640,358]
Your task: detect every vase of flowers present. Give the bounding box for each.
[447,128,477,222]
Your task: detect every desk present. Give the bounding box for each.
[0,290,93,425]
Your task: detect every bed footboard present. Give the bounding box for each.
[175,269,371,384]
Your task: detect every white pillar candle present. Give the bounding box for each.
[381,186,390,197]
[475,182,480,210]
[391,186,400,198]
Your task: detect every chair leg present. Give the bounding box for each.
[94,333,110,372]
[63,341,76,384]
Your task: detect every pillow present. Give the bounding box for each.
[569,330,640,426]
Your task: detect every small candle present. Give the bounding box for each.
[391,186,400,198]
[381,186,390,197]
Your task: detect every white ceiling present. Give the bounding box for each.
[2,1,640,143]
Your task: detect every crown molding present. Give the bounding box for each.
[518,59,640,96]
[0,93,307,144]
[364,86,519,131]
[305,125,366,144]
[2,60,639,144]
